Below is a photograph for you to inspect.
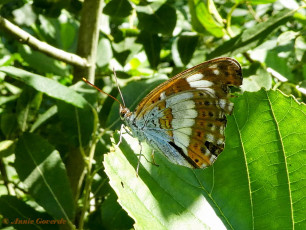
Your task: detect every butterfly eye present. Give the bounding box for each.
[119,106,130,119]
[120,111,125,119]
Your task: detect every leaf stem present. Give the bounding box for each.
[78,106,99,230]
[226,2,239,37]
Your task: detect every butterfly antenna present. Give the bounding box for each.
[82,78,124,107]
[113,68,126,107]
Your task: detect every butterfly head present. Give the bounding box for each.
[119,104,131,120]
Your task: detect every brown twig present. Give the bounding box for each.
[0,16,89,68]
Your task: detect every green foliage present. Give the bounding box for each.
[0,0,305,229]
[207,9,293,58]
[189,0,224,37]
[137,4,177,35]
[0,195,58,230]
[0,66,89,109]
[15,133,75,221]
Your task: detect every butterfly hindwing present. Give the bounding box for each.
[138,90,228,168]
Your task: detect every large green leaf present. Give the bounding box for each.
[0,66,89,109]
[15,133,75,225]
[207,9,293,59]
[104,89,306,229]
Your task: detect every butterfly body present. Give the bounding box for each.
[119,57,242,169]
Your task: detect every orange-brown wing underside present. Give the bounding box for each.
[135,57,242,116]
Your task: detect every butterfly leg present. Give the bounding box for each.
[150,150,159,167]
[116,124,124,147]
[137,149,159,167]
[116,124,133,147]
[136,141,142,177]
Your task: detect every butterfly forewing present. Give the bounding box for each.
[135,57,242,116]
[126,57,242,169]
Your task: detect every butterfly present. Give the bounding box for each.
[84,57,242,170]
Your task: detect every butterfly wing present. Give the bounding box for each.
[136,57,242,115]
[133,57,242,168]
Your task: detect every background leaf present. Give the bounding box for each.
[136,33,161,69]
[15,133,75,222]
[0,195,59,230]
[188,0,224,37]
[172,34,199,66]
[18,45,69,77]
[96,37,113,67]
[241,63,272,92]
[0,66,89,109]
[103,0,133,18]
[207,9,293,58]
[137,4,177,35]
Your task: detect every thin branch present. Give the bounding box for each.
[247,3,262,23]
[73,0,103,83]
[0,16,89,68]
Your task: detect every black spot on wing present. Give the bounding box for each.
[168,141,199,168]
[204,141,223,156]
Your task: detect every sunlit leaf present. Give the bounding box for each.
[241,63,272,92]
[0,140,15,158]
[188,0,224,37]
[96,37,113,67]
